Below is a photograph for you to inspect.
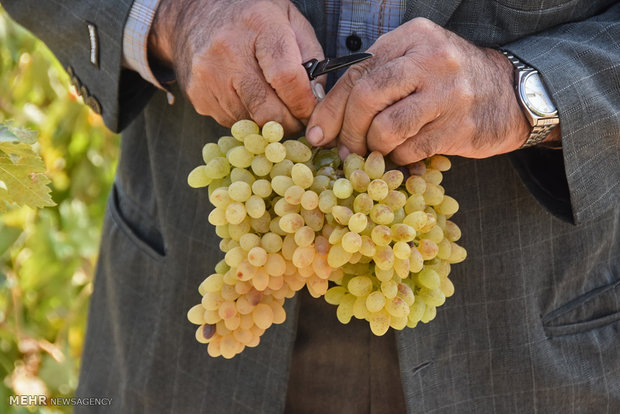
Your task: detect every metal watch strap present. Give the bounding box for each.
[500,50,558,148]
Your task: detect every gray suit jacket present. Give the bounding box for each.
[3,0,620,412]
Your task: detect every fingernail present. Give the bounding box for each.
[338,145,350,161]
[312,82,325,100]
[306,125,323,145]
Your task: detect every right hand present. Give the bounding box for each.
[149,0,325,133]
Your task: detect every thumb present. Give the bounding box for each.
[288,4,327,92]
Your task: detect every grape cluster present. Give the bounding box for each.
[186,120,466,358]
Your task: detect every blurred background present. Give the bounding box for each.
[0,7,119,413]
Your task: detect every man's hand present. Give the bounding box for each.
[149,0,324,133]
[305,18,534,164]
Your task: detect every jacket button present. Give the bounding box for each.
[346,34,362,52]
[86,96,102,114]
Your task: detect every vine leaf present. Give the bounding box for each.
[0,122,55,211]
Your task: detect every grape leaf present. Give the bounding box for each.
[0,122,55,211]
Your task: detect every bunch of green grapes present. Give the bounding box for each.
[319,152,466,335]
[186,120,344,358]
[186,120,466,357]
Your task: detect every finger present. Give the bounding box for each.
[366,90,442,155]
[306,46,396,150]
[187,73,242,127]
[255,23,317,121]
[339,56,421,155]
[389,123,443,165]
[232,71,303,133]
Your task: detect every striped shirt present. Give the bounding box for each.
[122,0,407,91]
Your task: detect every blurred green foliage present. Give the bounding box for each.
[0,7,119,413]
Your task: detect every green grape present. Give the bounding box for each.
[284,185,305,205]
[394,257,410,279]
[327,243,352,268]
[284,140,312,162]
[239,233,261,251]
[205,157,231,179]
[188,165,212,188]
[440,277,455,297]
[381,280,398,299]
[318,190,337,213]
[227,146,254,168]
[444,221,462,242]
[202,142,223,164]
[336,294,356,324]
[251,155,272,177]
[253,303,274,329]
[422,169,443,185]
[382,190,407,211]
[244,133,267,154]
[228,181,252,202]
[294,226,315,247]
[273,197,298,216]
[265,142,287,163]
[261,121,284,142]
[367,179,389,201]
[405,176,427,195]
[364,151,385,179]
[230,168,255,185]
[447,243,467,263]
[209,187,231,208]
[374,266,393,282]
[201,273,225,293]
[403,210,428,231]
[382,170,404,190]
[417,238,439,260]
[374,245,395,270]
[359,236,376,257]
[250,211,271,233]
[385,297,410,318]
[252,179,272,198]
[369,310,391,336]
[265,253,286,276]
[225,246,246,268]
[397,283,415,306]
[228,219,251,241]
[353,193,374,215]
[292,245,315,268]
[353,295,370,320]
[341,231,362,253]
[391,223,416,242]
[310,175,330,193]
[370,225,392,246]
[366,291,386,313]
[333,178,354,199]
[208,207,227,226]
[270,159,294,178]
[245,195,266,219]
[300,190,319,210]
[231,119,260,142]
[430,154,451,171]
[348,212,368,233]
[261,232,283,253]
[404,194,426,214]
[393,241,412,260]
[348,276,373,296]
[417,287,446,307]
[343,153,365,178]
[218,136,241,154]
[301,208,324,232]
[291,163,314,189]
[325,286,348,305]
[369,204,394,226]
[331,206,353,226]
[271,176,294,196]
[225,202,247,225]
[435,195,459,216]
[423,183,445,206]
[420,305,437,324]
[247,246,268,267]
[279,213,304,233]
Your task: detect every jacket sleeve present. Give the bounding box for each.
[503,2,620,225]
[1,0,155,133]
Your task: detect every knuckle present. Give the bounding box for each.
[410,17,435,33]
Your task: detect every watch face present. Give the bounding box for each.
[521,72,557,116]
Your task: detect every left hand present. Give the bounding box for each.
[305,18,532,164]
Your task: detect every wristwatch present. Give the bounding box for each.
[501,50,560,148]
